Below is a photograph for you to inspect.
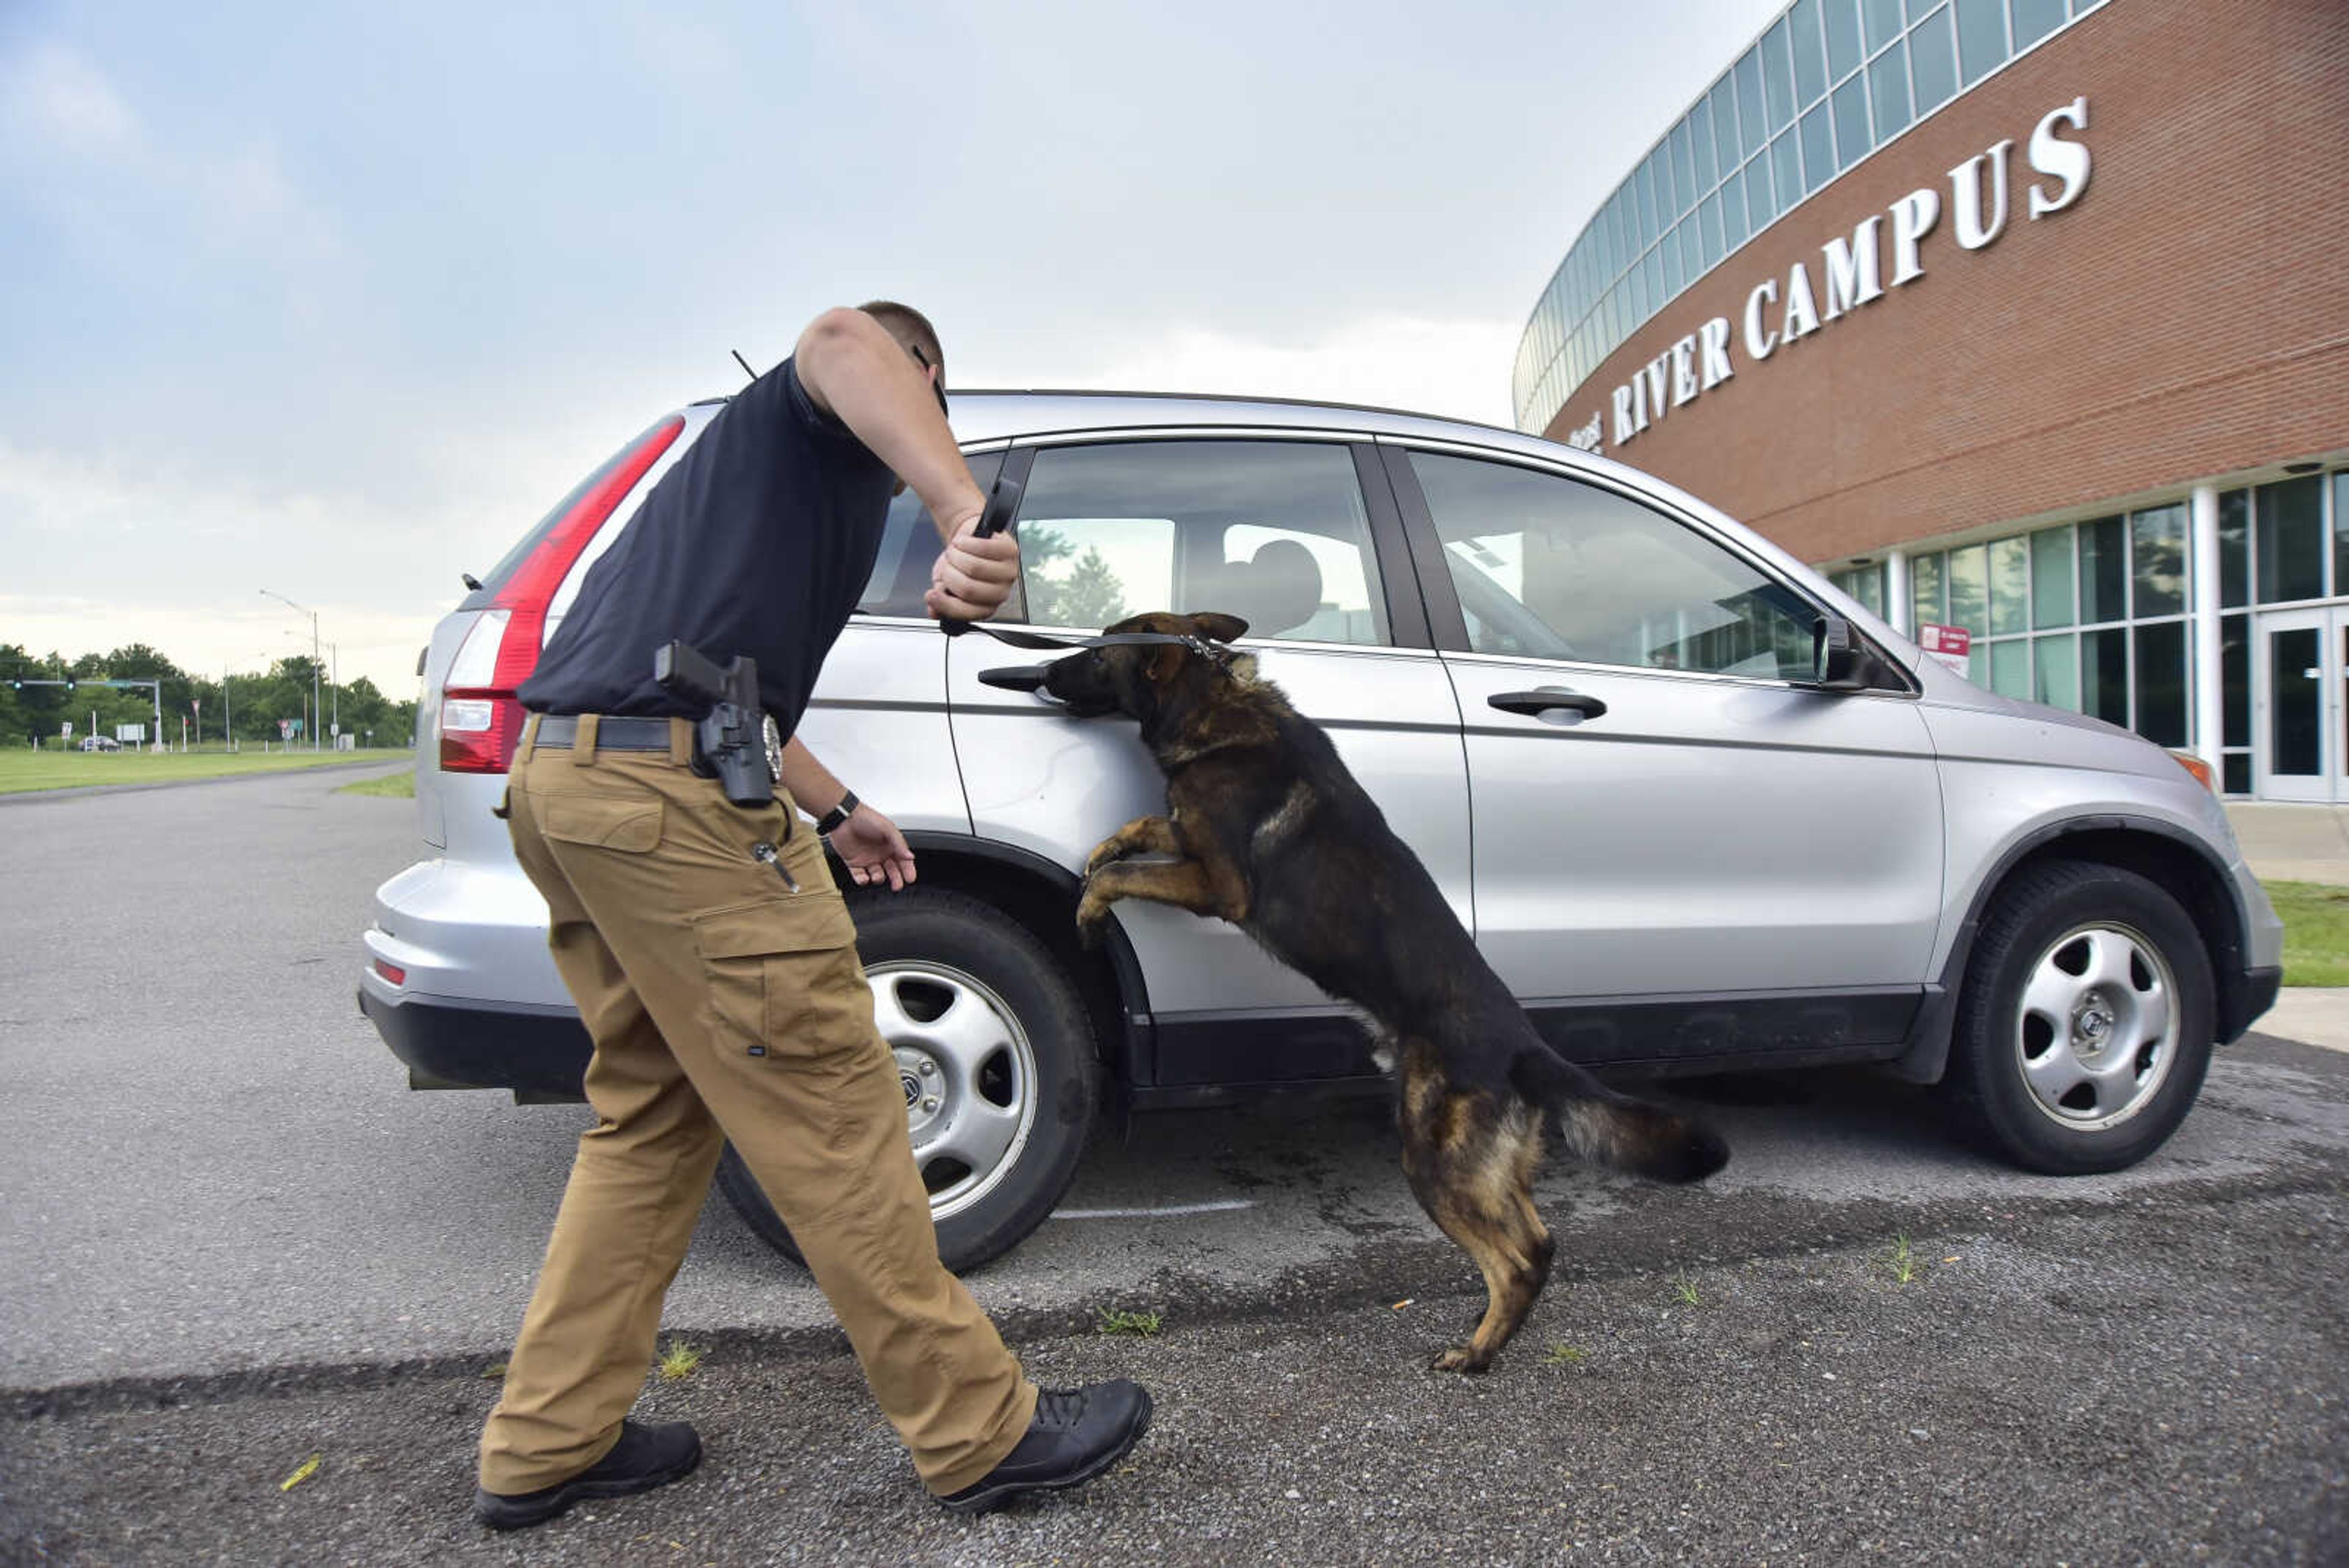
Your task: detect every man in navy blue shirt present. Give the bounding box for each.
[477,305,1151,1528]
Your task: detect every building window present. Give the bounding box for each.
[2131,503,2187,618]
[1831,75,1872,169]
[1824,0,1865,78]
[2219,488,2251,608]
[1770,135,1803,219]
[2258,475,2325,603]
[2011,0,2068,50]
[1953,0,2007,84]
[2030,526,2074,628]
[2079,516,2127,622]
[2083,626,2128,725]
[1909,6,1959,112]
[2134,622,2188,748]
[2222,612,2250,794]
[2328,470,2349,598]
[1789,0,1829,102]
[1869,41,1913,141]
[1947,543,1987,632]
[1910,552,1946,629]
[1989,637,2030,699]
[1830,563,1886,617]
[1987,536,2028,635]
[2035,632,2080,710]
[1861,0,1902,52]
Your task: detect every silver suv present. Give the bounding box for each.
[359,390,2283,1270]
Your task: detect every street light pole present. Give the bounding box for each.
[259,588,322,751]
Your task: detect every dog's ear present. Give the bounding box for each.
[1189,612,1249,645]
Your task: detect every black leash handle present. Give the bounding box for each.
[939,470,1024,639]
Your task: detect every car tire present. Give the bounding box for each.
[714,886,1099,1274]
[1945,859,2215,1175]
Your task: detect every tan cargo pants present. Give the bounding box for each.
[476,716,1037,1498]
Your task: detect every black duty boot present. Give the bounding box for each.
[474,1419,702,1530]
[937,1380,1152,1515]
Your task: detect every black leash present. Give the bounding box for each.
[952,619,1229,656]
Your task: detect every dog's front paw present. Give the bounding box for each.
[1083,838,1129,878]
[1074,891,1113,949]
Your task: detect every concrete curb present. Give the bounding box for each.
[2249,988,2349,1055]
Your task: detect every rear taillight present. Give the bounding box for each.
[439,415,685,775]
[373,957,407,986]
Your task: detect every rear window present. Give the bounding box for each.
[857,449,1006,617]
[461,417,689,608]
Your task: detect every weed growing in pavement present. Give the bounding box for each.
[1540,1342,1586,1367]
[1097,1307,1162,1337]
[479,1361,508,1380]
[1670,1274,1701,1307]
[1885,1233,1921,1286]
[657,1340,704,1380]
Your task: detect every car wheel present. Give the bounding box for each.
[714,886,1099,1273]
[1946,859,2214,1175]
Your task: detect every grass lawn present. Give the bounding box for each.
[2263,879,2349,987]
[0,748,412,795]
[337,767,416,797]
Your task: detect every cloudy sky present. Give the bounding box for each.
[2,0,1781,694]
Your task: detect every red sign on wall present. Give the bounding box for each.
[1918,622,1973,675]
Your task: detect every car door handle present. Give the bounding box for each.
[1487,688,1608,721]
[978,664,1049,693]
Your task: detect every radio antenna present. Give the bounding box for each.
[730,349,757,383]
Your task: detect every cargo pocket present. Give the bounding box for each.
[535,794,663,852]
[691,893,863,1060]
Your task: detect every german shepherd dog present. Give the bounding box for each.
[1044,611,1729,1372]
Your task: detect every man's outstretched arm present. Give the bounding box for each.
[793,308,1018,623]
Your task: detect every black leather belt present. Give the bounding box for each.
[531,715,677,751]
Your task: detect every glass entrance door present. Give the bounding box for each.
[2257,608,2349,801]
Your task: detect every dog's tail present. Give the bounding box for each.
[1512,1047,1729,1184]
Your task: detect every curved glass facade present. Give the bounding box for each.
[1512,0,2106,435]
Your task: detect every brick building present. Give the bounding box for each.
[1512,0,2348,798]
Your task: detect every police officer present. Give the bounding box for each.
[473,302,1151,1528]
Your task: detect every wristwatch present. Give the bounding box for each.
[816,789,859,836]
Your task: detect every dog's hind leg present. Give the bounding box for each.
[1399,1055,1556,1373]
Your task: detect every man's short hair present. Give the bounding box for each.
[858,301,945,389]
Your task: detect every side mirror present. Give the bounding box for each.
[1812,614,1869,691]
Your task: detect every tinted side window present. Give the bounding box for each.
[857,450,1004,615]
[1410,451,1817,680]
[1006,440,1389,645]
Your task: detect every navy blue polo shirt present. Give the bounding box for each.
[519,357,897,738]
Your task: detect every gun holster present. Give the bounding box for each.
[651,641,776,809]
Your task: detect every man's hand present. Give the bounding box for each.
[829,803,918,891]
[927,514,1021,625]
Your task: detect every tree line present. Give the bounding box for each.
[2,641,417,749]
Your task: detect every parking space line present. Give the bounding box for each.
[1051,1200,1258,1221]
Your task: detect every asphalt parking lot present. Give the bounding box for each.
[2,766,2344,1564]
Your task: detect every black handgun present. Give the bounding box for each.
[652,641,773,808]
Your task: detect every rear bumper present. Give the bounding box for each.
[357,986,588,1099]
